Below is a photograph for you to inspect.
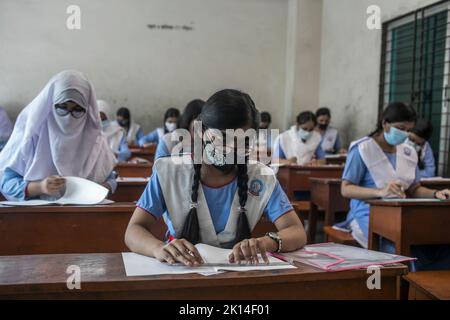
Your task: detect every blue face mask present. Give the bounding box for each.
[298,128,312,141]
[384,126,408,146]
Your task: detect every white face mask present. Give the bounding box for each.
[165,121,177,132]
[298,128,312,141]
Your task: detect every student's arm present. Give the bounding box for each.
[340,147,405,200]
[102,171,117,194]
[408,183,450,199]
[137,129,159,147]
[124,172,203,265]
[420,143,436,178]
[117,137,131,162]
[229,182,306,264]
[1,168,29,200]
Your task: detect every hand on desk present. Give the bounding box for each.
[154,239,204,266]
[435,189,450,200]
[40,175,66,196]
[229,238,270,265]
[377,181,406,199]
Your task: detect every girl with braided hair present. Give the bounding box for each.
[125,89,306,266]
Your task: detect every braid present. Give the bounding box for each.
[235,163,251,244]
[179,163,202,244]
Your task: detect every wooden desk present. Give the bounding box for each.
[421,179,450,191]
[0,253,407,300]
[276,165,344,200]
[115,163,153,178]
[129,145,156,162]
[308,178,349,243]
[368,200,450,257]
[325,155,347,166]
[0,203,167,255]
[404,271,450,300]
[111,180,147,202]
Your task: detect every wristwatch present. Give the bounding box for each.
[265,232,282,253]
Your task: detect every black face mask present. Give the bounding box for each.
[318,123,328,130]
[118,119,129,127]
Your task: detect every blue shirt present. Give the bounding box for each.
[0,167,118,201]
[272,136,324,160]
[138,128,162,147]
[336,143,420,238]
[155,140,171,160]
[117,137,132,162]
[317,132,342,159]
[137,168,293,238]
[419,142,436,178]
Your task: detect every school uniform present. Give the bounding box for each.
[0,106,13,151]
[112,120,144,146]
[137,128,165,147]
[272,126,324,164]
[0,70,117,201]
[155,132,192,160]
[335,136,450,271]
[257,129,273,150]
[137,155,293,248]
[418,141,436,178]
[317,126,341,158]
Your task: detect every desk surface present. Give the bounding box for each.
[0,253,407,299]
[368,200,450,207]
[404,271,450,300]
[309,178,343,185]
[0,202,136,213]
[281,165,345,170]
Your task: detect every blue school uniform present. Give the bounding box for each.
[117,137,132,162]
[336,141,450,271]
[138,128,163,147]
[317,132,342,159]
[418,142,436,178]
[272,137,325,160]
[137,167,293,240]
[0,167,117,201]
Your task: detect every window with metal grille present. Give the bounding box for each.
[379,0,450,177]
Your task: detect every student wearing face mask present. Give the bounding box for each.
[115,107,144,146]
[155,99,204,159]
[315,107,345,157]
[0,106,13,151]
[125,89,306,265]
[0,70,118,201]
[137,108,180,148]
[272,111,325,165]
[257,112,273,150]
[406,119,436,178]
[98,100,131,162]
[334,102,450,271]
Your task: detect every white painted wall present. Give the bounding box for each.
[0,0,289,132]
[319,0,442,146]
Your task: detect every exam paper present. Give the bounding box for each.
[122,244,295,277]
[0,177,109,206]
[381,198,445,203]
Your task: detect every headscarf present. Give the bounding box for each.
[97,99,125,152]
[0,70,117,184]
[0,106,13,140]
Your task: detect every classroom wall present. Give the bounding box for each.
[318,0,442,147]
[0,0,290,132]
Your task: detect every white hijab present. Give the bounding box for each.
[98,99,125,152]
[0,106,13,140]
[0,70,117,183]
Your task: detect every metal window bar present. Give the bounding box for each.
[379,2,450,177]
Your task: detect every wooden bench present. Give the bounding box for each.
[323,226,359,246]
[404,271,450,300]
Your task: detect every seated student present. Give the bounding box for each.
[335,102,450,271]
[406,119,436,178]
[125,89,306,265]
[315,107,345,157]
[115,107,144,146]
[98,100,131,162]
[138,108,180,147]
[155,99,204,159]
[272,111,324,165]
[0,106,13,151]
[257,111,273,150]
[0,70,118,201]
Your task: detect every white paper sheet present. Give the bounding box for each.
[381,198,445,203]
[116,177,149,182]
[0,177,109,206]
[122,244,295,277]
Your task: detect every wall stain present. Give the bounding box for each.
[147,23,194,31]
